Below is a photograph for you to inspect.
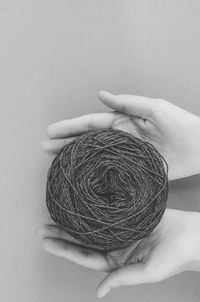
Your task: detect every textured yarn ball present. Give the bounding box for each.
[46,129,168,251]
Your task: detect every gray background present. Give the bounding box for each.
[1,0,200,301]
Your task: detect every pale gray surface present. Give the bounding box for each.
[0,1,200,301]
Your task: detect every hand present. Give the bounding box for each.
[41,91,200,180]
[37,208,200,298]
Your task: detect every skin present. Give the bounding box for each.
[38,91,200,298]
[41,90,200,180]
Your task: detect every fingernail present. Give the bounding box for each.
[97,288,111,298]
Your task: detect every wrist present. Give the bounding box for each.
[186,211,200,272]
[183,116,200,178]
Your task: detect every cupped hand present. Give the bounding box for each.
[37,208,200,298]
[41,91,200,180]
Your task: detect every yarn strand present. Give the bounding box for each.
[46,129,168,251]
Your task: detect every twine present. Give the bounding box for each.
[46,129,168,251]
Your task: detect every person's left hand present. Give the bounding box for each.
[37,208,200,298]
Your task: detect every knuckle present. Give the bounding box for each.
[149,97,161,104]
[153,98,167,108]
[148,98,167,117]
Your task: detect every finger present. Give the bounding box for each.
[96,263,151,298]
[98,90,154,119]
[37,225,86,246]
[47,112,119,139]
[40,137,76,154]
[42,237,108,271]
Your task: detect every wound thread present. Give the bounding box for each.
[46,129,168,251]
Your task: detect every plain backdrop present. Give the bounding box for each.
[0,1,200,301]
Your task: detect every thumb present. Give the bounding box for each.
[98,90,154,119]
[96,263,152,298]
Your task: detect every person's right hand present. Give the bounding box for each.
[41,91,200,180]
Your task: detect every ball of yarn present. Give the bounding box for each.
[46,129,168,252]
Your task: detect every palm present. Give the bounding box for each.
[102,111,183,180]
[38,215,150,272]
[94,111,164,155]
[43,110,168,174]
[39,211,156,272]
[38,208,189,276]
[37,208,200,298]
